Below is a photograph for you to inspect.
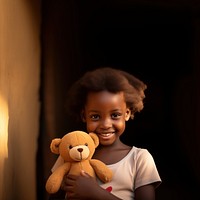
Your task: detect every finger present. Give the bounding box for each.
[61,176,75,190]
[67,174,78,180]
[66,177,76,185]
[80,170,90,177]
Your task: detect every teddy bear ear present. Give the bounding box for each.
[50,138,61,154]
[89,132,99,148]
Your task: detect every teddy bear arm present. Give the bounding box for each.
[46,162,71,194]
[90,159,113,183]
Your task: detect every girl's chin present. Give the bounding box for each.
[99,136,116,146]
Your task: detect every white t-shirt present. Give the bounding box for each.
[52,146,161,200]
[97,146,161,199]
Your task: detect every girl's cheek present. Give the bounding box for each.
[88,123,98,132]
[86,123,96,132]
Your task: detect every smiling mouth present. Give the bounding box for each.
[98,132,114,138]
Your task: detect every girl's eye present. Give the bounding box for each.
[111,113,122,119]
[90,114,100,120]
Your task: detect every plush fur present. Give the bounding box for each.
[45,130,113,194]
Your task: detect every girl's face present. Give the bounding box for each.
[82,91,131,146]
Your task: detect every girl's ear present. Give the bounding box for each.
[81,110,86,122]
[125,109,131,121]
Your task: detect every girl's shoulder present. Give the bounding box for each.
[113,146,154,165]
[131,146,149,155]
[130,146,154,160]
[124,146,148,156]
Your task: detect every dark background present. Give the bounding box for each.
[38,1,200,199]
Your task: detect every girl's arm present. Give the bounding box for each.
[135,184,156,200]
[61,172,157,200]
[63,171,122,200]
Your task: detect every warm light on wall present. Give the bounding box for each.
[0,94,8,163]
[0,94,8,199]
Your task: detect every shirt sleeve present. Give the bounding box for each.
[134,149,162,189]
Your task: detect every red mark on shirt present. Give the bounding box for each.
[106,186,112,192]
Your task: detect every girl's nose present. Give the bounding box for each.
[100,118,112,128]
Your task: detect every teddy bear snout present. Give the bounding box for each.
[69,145,90,161]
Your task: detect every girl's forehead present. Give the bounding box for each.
[85,91,126,108]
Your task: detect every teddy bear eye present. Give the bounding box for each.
[69,145,73,149]
[85,143,88,146]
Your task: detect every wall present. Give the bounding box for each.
[0,1,41,200]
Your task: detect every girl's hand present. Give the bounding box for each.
[64,170,100,200]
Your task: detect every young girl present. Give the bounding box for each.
[49,67,161,200]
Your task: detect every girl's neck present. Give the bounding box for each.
[93,140,131,165]
[97,139,129,151]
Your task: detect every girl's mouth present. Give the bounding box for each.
[98,132,114,139]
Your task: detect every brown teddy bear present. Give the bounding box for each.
[45,130,113,194]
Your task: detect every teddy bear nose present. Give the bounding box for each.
[77,148,83,152]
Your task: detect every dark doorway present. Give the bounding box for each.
[38,1,200,200]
